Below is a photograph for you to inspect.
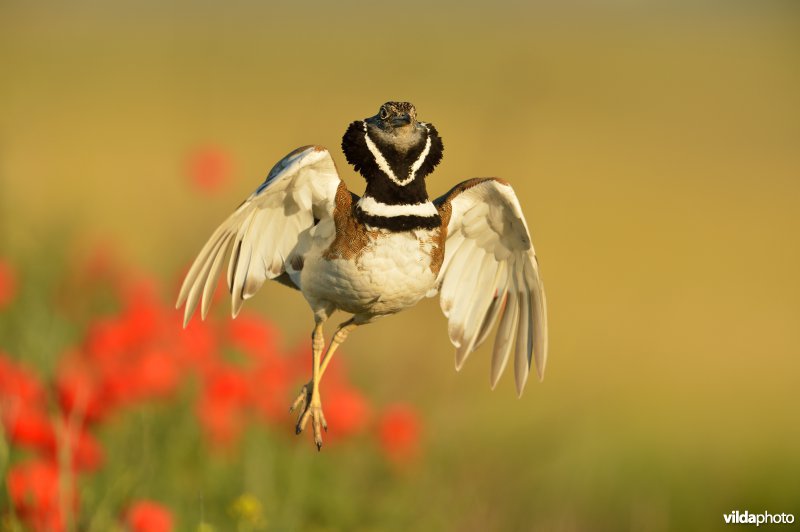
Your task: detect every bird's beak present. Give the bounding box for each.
[391,114,412,126]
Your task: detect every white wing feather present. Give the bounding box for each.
[177,146,340,326]
[434,179,548,395]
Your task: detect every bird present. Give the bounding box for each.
[177,101,548,450]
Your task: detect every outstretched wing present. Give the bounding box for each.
[433,178,548,395]
[176,145,340,326]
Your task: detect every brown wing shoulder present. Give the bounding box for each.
[433,177,510,230]
[322,182,374,260]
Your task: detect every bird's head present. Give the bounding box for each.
[369,101,418,131]
[342,101,444,190]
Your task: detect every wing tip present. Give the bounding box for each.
[175,286,189,310]
[515,377,527,398]
[454,342,475,372]
[535,359,547,382]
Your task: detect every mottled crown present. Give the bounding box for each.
[379,101,417,121]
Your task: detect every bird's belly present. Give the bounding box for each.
[302,230,438,316]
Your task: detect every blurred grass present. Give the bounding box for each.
[1,0,799,530]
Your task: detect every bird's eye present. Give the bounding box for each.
[380,107,390,120]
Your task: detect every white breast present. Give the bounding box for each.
[300,228,439,318]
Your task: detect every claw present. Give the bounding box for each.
[297,407,312,433]
[313,414,323,448]
[289,381,328,449]
[289,384,310,414]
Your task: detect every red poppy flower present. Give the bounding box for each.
[186,146,232,193]
[56,356,106,423]
[0,259,16,309]
[7,459,76,532]
[124,500,174,532]
[196,398,243,447]
[249,356,293,424]
[119,281,163,345]
[203,366,251,405]
[174,315,219,374]
[321,384,371,440]
[0,353,47,405]
[226,313,280,362]
[1,404,56,452]
[377,404,421,462]
[196,367,251,446]
[129,348,180,399]
[98,369,139,409]
[55,424,105,473]
[84,317,131,364]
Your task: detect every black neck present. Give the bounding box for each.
[342,118,445,231]
[363,177,430,205]
[341,119,444,199]
[354,208,441,231]
[355,183,439,231]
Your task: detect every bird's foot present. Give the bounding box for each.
[289,382,327,450]
[289,381,312,415]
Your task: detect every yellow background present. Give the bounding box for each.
[1,1,798,530]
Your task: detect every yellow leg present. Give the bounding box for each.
[320,318,358,378]
[290,322,326,448]
[289,319,359,450]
